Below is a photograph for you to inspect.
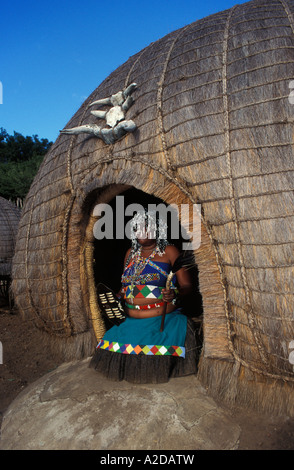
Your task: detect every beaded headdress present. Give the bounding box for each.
[129,208,169,255]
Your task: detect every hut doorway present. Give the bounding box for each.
[84,186,203,349]
[83,182,232,365]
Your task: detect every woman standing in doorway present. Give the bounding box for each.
[90,209,200,383]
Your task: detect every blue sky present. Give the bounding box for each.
[1,0,247,143]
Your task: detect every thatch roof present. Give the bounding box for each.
[12,0,294,415]
[0,197,20,277]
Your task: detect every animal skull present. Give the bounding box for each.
[60,83,137,144]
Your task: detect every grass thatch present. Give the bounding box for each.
[0,197,21,300]
[12,0,294,415]
[0,197,20,277]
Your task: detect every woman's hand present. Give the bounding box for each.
[162,288,175,303]
[116,287,124,299]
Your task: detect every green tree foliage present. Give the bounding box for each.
[0,128,52,201]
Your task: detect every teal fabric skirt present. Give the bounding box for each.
[90,310,200,383]
[98,310,187,357]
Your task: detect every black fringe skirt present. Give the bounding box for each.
[89,318,201,384]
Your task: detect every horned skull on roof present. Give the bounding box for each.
[60,83,137,145]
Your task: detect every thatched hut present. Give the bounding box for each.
[0,197,20,300]
[12,0,294,415]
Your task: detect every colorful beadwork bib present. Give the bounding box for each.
[124,284,163,299]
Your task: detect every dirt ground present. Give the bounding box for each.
[0,304,294,450]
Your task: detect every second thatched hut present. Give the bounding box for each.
[0,196,20,301]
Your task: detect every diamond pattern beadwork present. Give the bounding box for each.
[97,340,185,357]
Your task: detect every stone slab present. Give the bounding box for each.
[0,358,240,450]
